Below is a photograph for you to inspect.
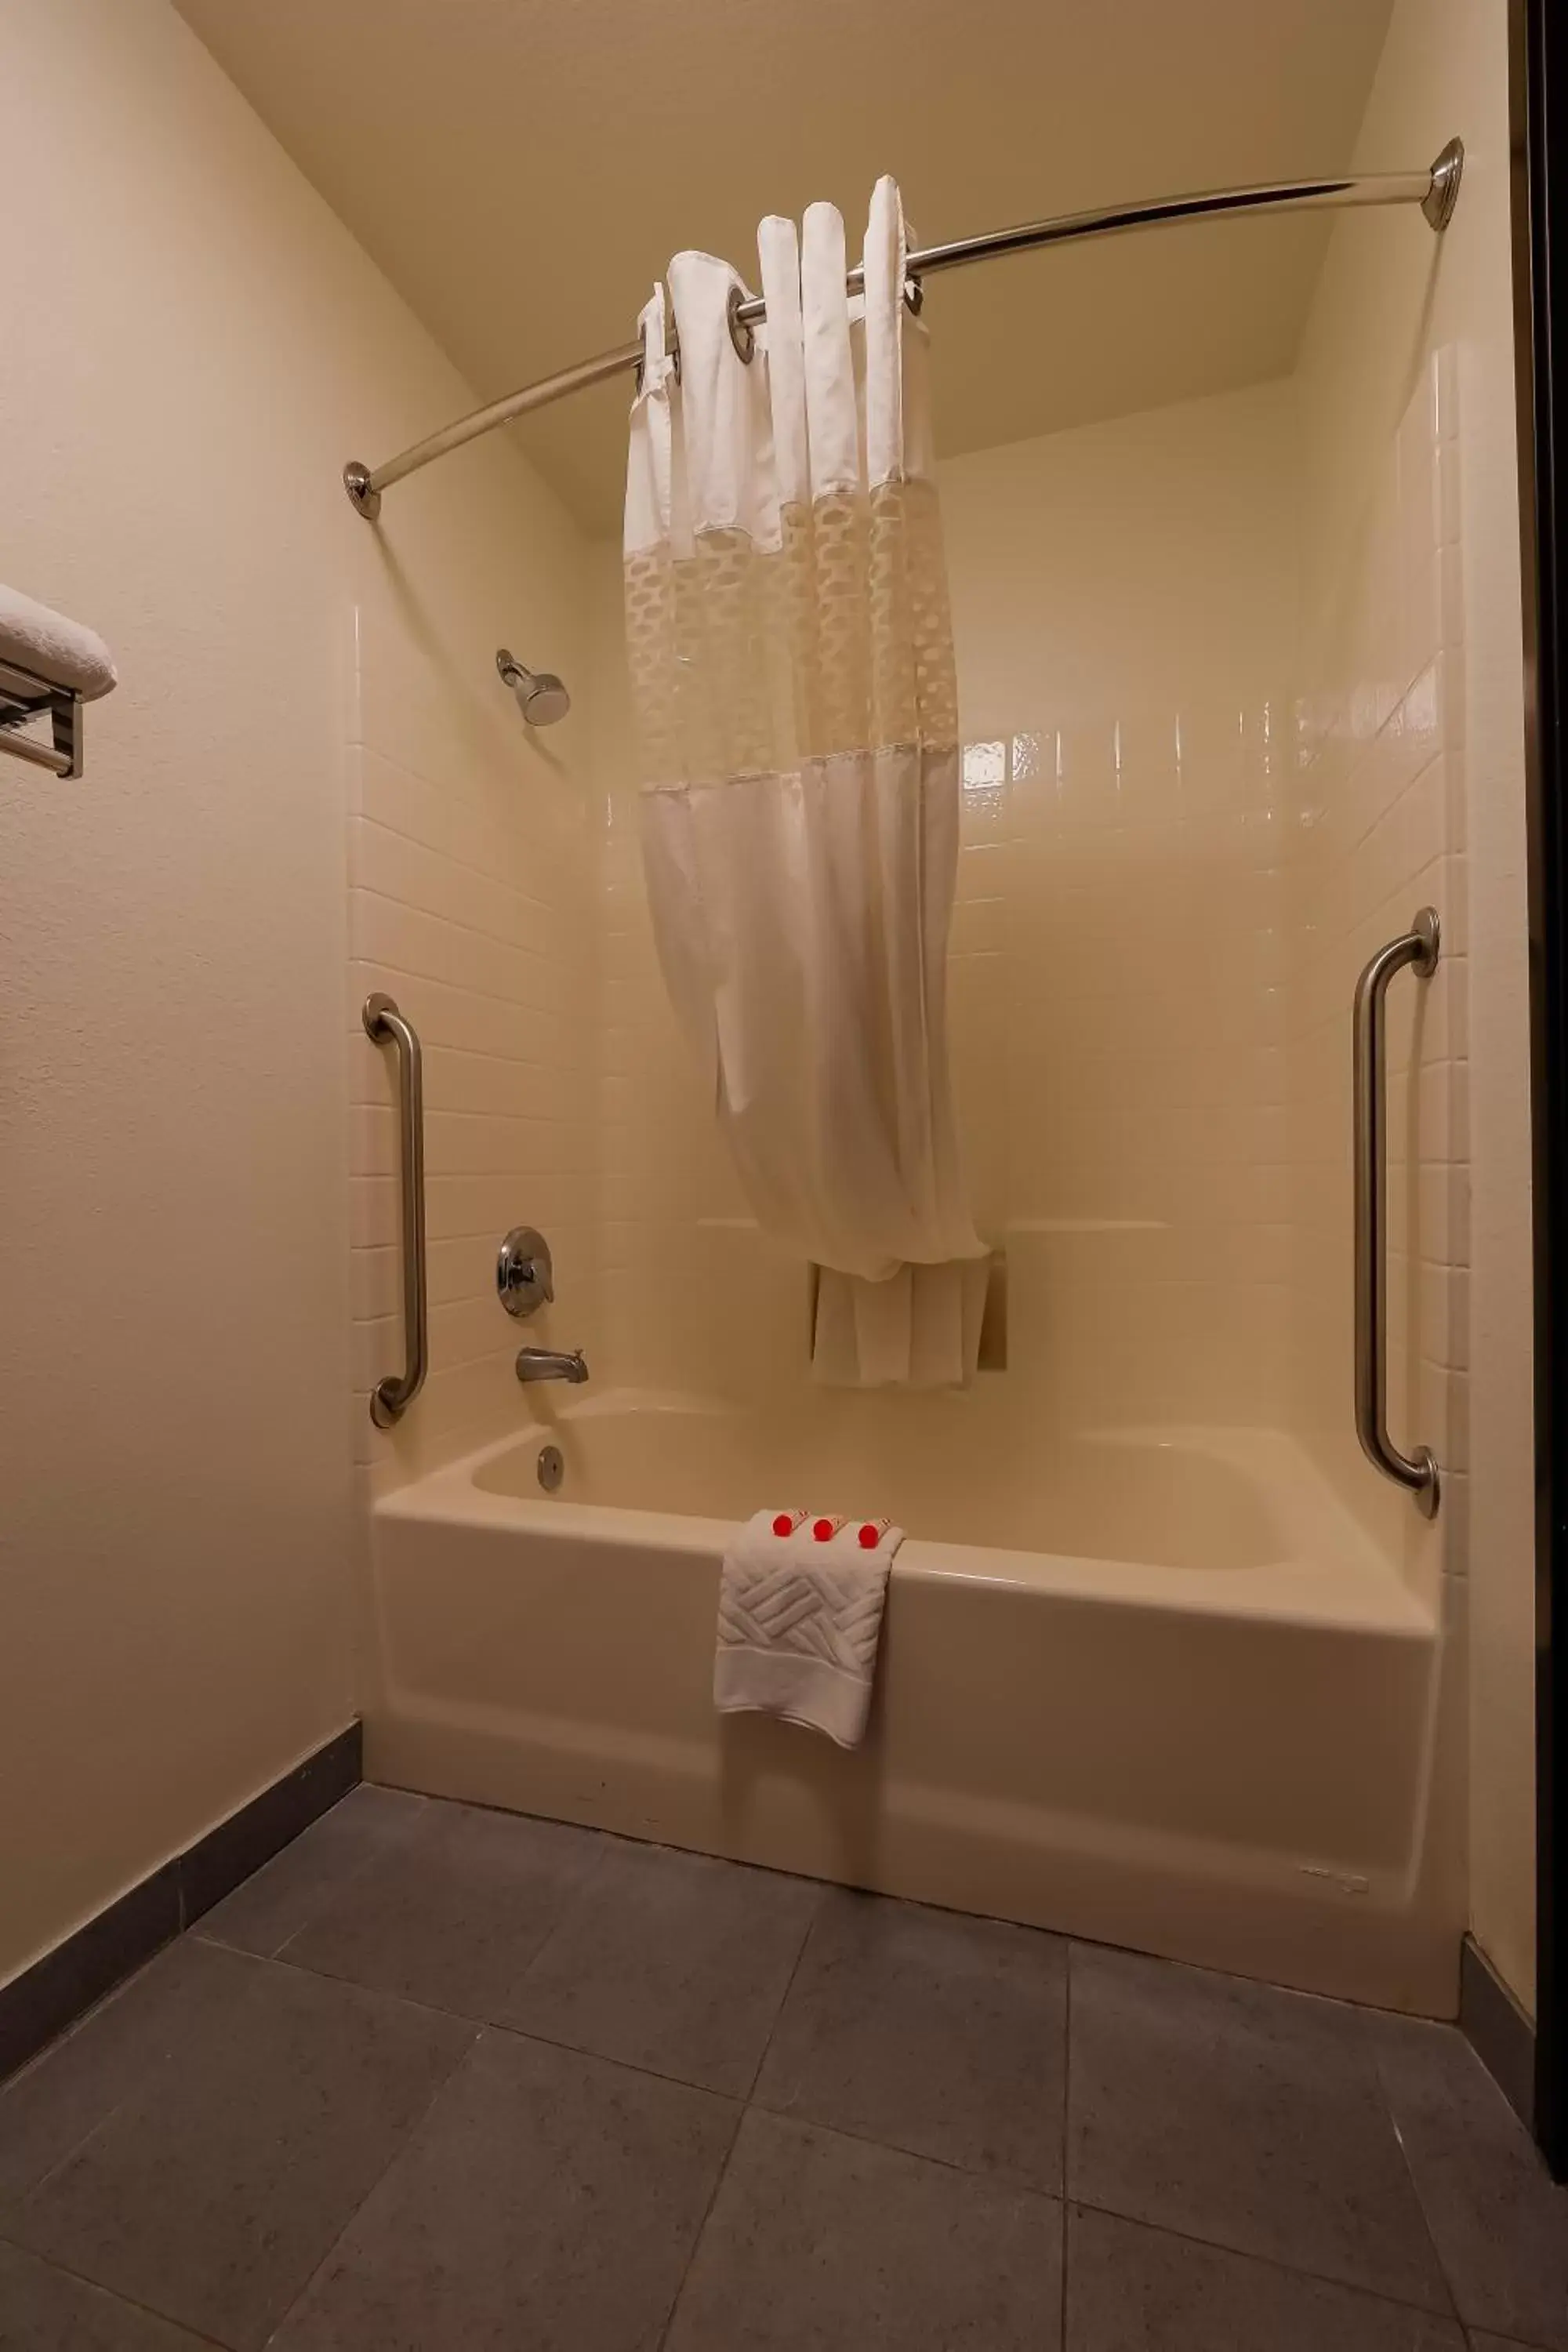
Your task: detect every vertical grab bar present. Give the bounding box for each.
[363,993,427,1428]
[1352,908,1441,1517]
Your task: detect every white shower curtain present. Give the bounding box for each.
[623,176,987,1387]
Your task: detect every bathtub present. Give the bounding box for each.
[365,1388,1462,2013]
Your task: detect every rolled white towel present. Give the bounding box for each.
[0,586,116,700]
[714,1508,904,1748]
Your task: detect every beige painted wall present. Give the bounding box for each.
[1295,0,1533,2013]
[0,0,586,1985]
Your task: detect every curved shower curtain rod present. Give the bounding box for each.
[343,138,1464,520]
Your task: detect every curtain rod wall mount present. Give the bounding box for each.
[1423,134,1465,232]
[343,138,1465,523]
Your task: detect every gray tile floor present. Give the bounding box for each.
[0,1786,1564,2350]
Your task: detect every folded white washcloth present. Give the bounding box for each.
[714,1509,904,1749]
[0,586,116,700]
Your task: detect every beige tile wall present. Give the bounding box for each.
[1287,348,1467,1581]
[347,469,598,1482]
[956,702,1291,1428]
[585,383,1302,1430]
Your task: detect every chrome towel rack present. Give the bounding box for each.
[364,993,428,1428]
[1352,909,1441,1517]
[0,657,85,778]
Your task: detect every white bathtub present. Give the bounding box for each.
[365,1388,1462,2012]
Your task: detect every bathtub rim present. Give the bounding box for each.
[372,1404,1436,1644]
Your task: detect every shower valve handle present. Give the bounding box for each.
[498,1227,554,1319]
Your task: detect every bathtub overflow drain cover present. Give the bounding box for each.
[537,1443,564,1494]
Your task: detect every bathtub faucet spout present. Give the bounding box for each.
[515,1345,590,1385]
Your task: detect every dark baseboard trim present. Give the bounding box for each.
[0,1721,361,2084]
[1461,1931,1537,2132]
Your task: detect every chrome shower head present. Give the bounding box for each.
[496,648,571,727]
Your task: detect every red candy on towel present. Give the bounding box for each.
[770,1513,889,1545]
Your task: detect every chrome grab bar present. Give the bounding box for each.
[363,993,427,1428]
[1352,909,1441,1517]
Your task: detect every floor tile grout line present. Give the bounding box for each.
[737,1879,829,2107]
[249,1795,606,1979]
[251,2020,485,2352]
[496,1831,619,2001]
[245,1941,768,2110]
[0,1922,187,2099]
[4,1938,479,2352]
[652,2094,751,2352]
[3,2086,140,2226]
[731,2101,1068,2204]
[1,1930,300,2219]
[235,1835,826,2111]
[337,1789,1442,2056]
[245,1790,434,1967]
[1374,2041,1472,2331]
[5,2049,172,2230]
[197,1940,486,2042]
[1059,1930,1439,2036]
[247,1929,1075,2229]
[1062,2190,1466,2328]
[0,2227,234,2348]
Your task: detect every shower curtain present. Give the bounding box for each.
[623,176,987,1387]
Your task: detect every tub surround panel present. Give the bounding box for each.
[588,359,1468,1544]
[960,711,1292,1430]
[585,386,1302,1429]
[1287,348,1466,1595]
[580,357,1472,1578]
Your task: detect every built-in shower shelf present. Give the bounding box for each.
[1006,1218,1171,1234]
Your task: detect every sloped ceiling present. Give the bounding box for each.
[175,0,1395,533]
